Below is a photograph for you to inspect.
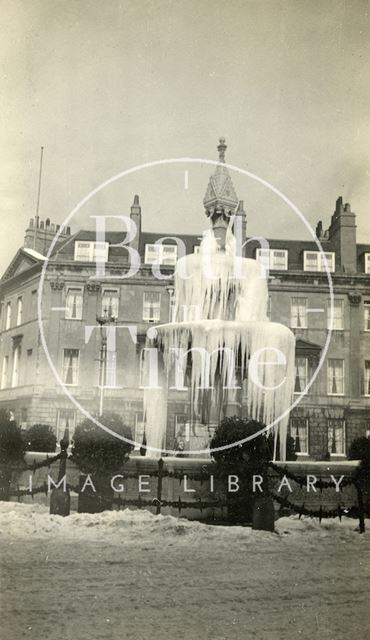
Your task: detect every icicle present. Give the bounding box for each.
[143,229,296,460]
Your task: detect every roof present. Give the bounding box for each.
[23,247,46,261]
[0,248,45,283]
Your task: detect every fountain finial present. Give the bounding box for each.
[217,137,227,163]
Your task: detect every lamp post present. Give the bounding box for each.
[96,306,116,417]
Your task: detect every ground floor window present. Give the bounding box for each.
[327,419,345,455]
[57,409,76,442]
[289,417,309,454]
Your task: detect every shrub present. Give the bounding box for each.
[348,437,370,517]
[0,410,25,465]
[0,410,25,501]
[348,437,370,467]
[71,412,133,475]
[24,423,57,452]
[210,417,296,524]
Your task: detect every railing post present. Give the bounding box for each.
[50,428,70,516]
[156,458,164,515]
[356,482,365,534]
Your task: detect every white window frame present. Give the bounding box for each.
[365,253,370,274]
[290,298,308,329]
[62,349,80,386]
[143,291,161,323]
[74,241,109,263]
[5,301,11,330]
[256,248,288,271]
[101,288,119,319]
[144,243,177,266]
[364,301,370,332]
[328,298,344,331]
[65,287,84,320]
[303,251,335,272]
[289,417,309,455]
[56,409,76,442]
[327,419,346,456]
[11,344,21,388]
[364,360,370,397]
[327,358,345,396]
[294,357,308,394]
[1,356,8,389]
[16,297,23,326]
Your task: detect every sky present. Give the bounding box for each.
[0,0,369,275]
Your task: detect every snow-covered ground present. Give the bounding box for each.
[1,503,369,640]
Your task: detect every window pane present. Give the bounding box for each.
[102,289,119,318]
[11,345,20,387]
[74,241,108,262]
[143,292,161,322]
[1,356,8,389]
[291,298,307,328]
[57,409,76,441]
[289,417,308,454]
[328,299,344,330]
[63,349,79,385]
[304,252,319,271]
[365,253,370,274]
[74,242,91,261]
[144,244,161,265]
[271,250,288,270]
[5,302,11,330]
[65,289,83,320]
[364,361,370,396]
[327,359,344,395]
[162,245,177,265]
[294,357,308,393]
[16,298,23,325]
[364,302,370,331]
[327,419,345,454]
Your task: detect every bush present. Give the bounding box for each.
[348,437,370,466]
[23,424,57,452]
[0,410,25,501]
[348,437,370,517]
[0,410,25,465]
[210,417,296,524]
[71,412,133,475]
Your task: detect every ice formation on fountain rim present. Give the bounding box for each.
[143,138,296,460]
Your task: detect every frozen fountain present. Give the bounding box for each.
[143,139,295,460]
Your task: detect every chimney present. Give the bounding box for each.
[23,217,71,255]
[328,197,357,273]
[130,194,142,252]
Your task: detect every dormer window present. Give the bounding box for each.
[144,244,177,266]
[74,241,109,262]
[365,253,370,274]
[256,248,288,270]
[303,251,335,272]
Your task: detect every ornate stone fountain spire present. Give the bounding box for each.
[203,137,239,249]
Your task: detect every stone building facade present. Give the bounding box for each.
[0,149,369,459]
